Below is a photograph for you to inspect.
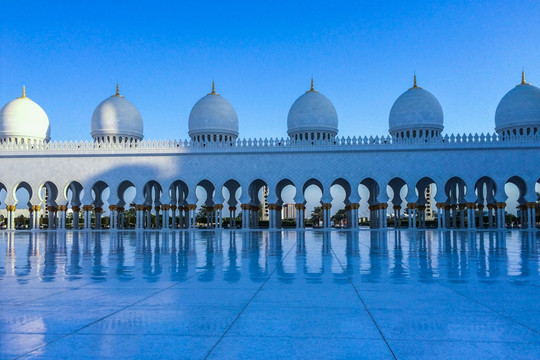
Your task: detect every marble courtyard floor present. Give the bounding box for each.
[0,230,539,359]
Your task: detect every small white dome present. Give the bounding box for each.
[188,85,239,139]
[0,87,51,142]
[287,81,338,137]
[389,80,444,136]
[91,85,143,141]
[495,74,540,134]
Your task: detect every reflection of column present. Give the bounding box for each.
[72,206,80,229]
[82,205,93,229]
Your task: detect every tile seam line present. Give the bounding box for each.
[355,237,540,337]
[13,251,235,360]
[331,247,398,360]
[203,238,298,360]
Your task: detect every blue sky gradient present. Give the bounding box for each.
[1,1,540,141]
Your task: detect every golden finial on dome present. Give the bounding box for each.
[307,77,318,93]
[208,81,219,95]
[112,82,124,97]
[21,85,26,98]
[409,74,422,90]
[520,70,530,86]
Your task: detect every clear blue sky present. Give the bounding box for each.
[1,1,540,141]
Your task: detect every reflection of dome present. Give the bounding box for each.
[389,76,444,138]
[495,72,540,136]
[188,83,239,143]
[287,79,338,141]
[0,86,51,143]
[91,84,143,142]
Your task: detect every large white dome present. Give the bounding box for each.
[188,84,239,140]
[0,87,51,142]
[287,81,338,138]
[389,79,444,137]
[91,85,143,142]
[495,73,540,134]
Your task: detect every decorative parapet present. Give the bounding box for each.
[0,132,539,153]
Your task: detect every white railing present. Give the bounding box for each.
[0,132,539,152]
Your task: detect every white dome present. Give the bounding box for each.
[495,75,540,134]
[0,88,51,142]
[188,86,239,138]
[389,81,444,136]
[287,83,338,137]
[91,86,143,141]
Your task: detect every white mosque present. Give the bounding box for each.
[0,73,539,231]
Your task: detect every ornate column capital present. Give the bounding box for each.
[321,203,332,210]
[82,205,93,211]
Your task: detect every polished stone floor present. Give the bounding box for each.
[0,230,539,359]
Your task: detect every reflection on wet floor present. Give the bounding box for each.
[1,230,539,360]
[1,230,538,284]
